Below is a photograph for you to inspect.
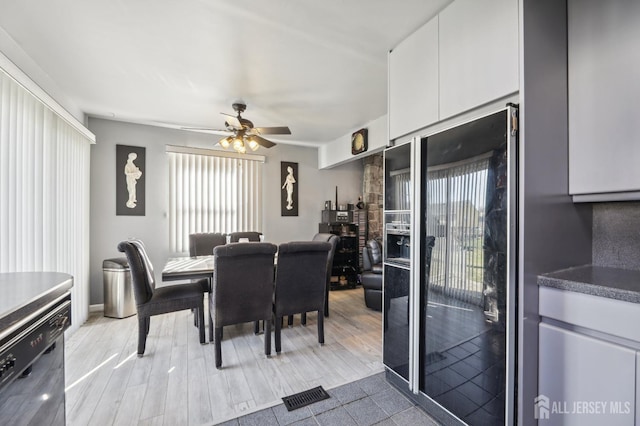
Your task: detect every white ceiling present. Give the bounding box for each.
[0,0,452,146]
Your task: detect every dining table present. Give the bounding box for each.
[162,255,215,285]
[162,252,278,288]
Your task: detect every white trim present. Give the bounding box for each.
[89,304,104,313]
[165,144,266,163]
[0,52,95,143]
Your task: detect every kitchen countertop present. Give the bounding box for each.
[0,272,73,336]
[538,265,640,303]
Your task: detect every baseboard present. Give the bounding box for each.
[89,304,104,313]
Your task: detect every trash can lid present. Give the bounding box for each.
[103,258,130,270]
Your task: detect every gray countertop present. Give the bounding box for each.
[0,272,73,335]
[538,265,640,303]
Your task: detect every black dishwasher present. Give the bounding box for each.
[0,272,73,426]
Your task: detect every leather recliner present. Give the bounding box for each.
[361,239,383,311]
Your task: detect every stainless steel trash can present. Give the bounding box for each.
[103,258,136,318]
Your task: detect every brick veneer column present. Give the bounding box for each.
[363,153,383,241]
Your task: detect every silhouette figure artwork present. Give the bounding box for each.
[282,166,296,210]
[124,152,142,208]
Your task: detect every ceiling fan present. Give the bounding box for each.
[184,102,291,153]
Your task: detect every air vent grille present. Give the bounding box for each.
[282,386,330,411]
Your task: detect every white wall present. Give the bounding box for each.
[88,117,363,304]
[318,114,387,169]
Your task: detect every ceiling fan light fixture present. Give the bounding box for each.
[219,136,232,149]
[247,138,260,151]
[232,137,245,153]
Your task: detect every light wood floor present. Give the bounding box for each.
[64,288,383,426]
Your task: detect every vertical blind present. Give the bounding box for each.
[0,68,92,333]
[425,156,489,305]
[167,149,263,253]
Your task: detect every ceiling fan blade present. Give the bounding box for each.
[220,113,241,128]
[253,126,291,135]
[251,135,277,148]
[181,126,230,133]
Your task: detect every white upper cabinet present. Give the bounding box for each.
[568,0,640,201]
[438,0,519,119]
[389,17,439,140]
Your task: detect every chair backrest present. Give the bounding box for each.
[117,239,156,306]
[189,232,226,257]
[363,239,382,270]
[229,231,262,243]
[274,241,331,317]
[312,233,339,287]
[212,242,277,326]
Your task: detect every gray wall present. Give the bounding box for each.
[88,117,363,304]
[518,0,593,424]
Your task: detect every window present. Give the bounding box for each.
[167,146,263,253]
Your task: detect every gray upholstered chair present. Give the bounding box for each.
[209,242,277,369]
[273,241,331,354]
[228,231,262,242]
[189,232,226,257]
[361,239,383,311]
[117,239,206,356]
[287,233,338,326]
[312,233,339,317]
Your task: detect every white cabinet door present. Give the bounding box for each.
[388,17,438,140]
[568,0,640,198]
[539,323,635,426]
[438,0,519,119]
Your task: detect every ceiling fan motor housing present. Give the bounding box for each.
[232,102,247,114]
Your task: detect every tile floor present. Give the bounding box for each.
[216,372,442,426]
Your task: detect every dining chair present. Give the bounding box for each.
[228,231,262,242]
[209,242,277,369]
[273,241,331,354]
[117,239,206,356]
[189,232,227,257]
[312,233,339,318]
[288,233,338,326]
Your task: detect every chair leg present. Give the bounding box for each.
[215,327,223,369]
[264,318,271,357]
[317,310,324,345]
[145,316,150,335]
[138,316,148,356]
[254,320,260,334]
[275,316,282,353]
[208,309,214,342]
[324,285,329,317]
[198,306,205,344]
[287,315,293,327]
[301,312,307,326]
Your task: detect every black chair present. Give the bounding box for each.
[117,239,206,356]
[228,231,262,242]
[209,242,277,369]
[312,233,339,317]
[189,232,226,257]
[273,241,331,354]
[361,239,383,311]
[287,233,338,326]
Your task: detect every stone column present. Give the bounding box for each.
[363,153,383,241]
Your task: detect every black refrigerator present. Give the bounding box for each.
[383,106,518,425]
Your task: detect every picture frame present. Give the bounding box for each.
[280,161,298,216]
[351,128,368,155]
[116,144,146,216]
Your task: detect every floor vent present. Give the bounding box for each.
[282,386,330,411]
